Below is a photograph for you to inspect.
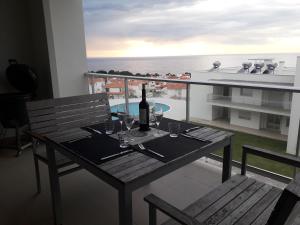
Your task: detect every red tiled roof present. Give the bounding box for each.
[128,80,144,86]
[107,91,125,95]
[179,75,191,80]
[166,83,186,90]
[105,81,124,88]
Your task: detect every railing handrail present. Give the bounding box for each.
[85,72,300,93]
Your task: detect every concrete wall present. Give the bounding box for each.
[43,0,88,97]
[230,109,261,129]
[0,0,52,99]
[190,84,213,121]
[287,57,300,155]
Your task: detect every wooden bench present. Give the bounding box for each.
[145,145,300,225]
[26,93,111,193]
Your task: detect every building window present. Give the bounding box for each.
[286,117,290,127]
[240,88,253,97]
[238,110,251,120]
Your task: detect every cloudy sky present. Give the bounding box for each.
[83,0,300,57]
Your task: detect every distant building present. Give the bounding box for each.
[190,70,293,137]
[165,83,187,99]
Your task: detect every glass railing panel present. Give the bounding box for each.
[127,79,186,121]
[89,76,126,108]
[86,73,298,181]
[215,131,292,176]
[189,83,293,178]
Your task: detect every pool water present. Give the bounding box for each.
[111,102,170,116]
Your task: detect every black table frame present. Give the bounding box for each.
[44,125,233,225]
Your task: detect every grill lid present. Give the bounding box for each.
[5,59,38,94]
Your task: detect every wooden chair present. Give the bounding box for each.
[26,93,112,193]
[145,145,300,225]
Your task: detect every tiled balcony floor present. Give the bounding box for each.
[0,146,222,225]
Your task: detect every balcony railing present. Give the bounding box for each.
[85,72,300,184]
[86,72,300,120]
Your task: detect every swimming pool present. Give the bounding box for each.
[111,102,170,116]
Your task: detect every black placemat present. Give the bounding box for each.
[61,135,132,165]
[158,118,201,133]
[69,118,207,164]
[136,133,210,163]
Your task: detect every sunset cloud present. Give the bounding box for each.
[83,0,300,57]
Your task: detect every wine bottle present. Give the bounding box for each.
[139,84,150,131]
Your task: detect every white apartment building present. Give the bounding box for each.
[190,67,296,146]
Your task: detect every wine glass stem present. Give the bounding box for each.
[120,121,123,131]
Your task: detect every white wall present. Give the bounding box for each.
[231,88,262,105]
[43,0,88,97]
[280,116,289,136]
[283,92,291,110]
[230,109,261,129]
[287,57,300,155]
[190,84,213,121]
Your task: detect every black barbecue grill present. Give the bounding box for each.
[0,59,38,156]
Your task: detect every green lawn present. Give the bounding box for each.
[212,130,294,177]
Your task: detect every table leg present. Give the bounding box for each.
[46,145,63,225]
[118,188,132,225]
[222,139,232,183]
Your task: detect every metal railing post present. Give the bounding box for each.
[293,119,300,178]
[91,75,95,94]
[186,83,190,122]
[124,78,129,113]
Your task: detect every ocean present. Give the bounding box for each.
[87,53,299,75]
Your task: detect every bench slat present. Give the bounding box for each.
[162,175,248,225]
[104,154,151,175]
[100,152,143,171]
[200,180,264,224]
[120,160,164,182]
[251,196,279,225]
[217,184,274,225]
[233,187,281,225]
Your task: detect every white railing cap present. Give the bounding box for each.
[85,72,300,93]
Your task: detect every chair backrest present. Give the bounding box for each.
[267,173,300,225]
[26,93,111,137]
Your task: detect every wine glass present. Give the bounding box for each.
[149,100,156,126]
[154,107,163,135]
[125,114,135,131]
[117,104,126,132]
[124,114,135,141]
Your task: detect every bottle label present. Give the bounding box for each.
[139,109,147,124]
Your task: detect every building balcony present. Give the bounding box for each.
[207,94,291,116]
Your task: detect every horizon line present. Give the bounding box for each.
[87,52,300,59]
